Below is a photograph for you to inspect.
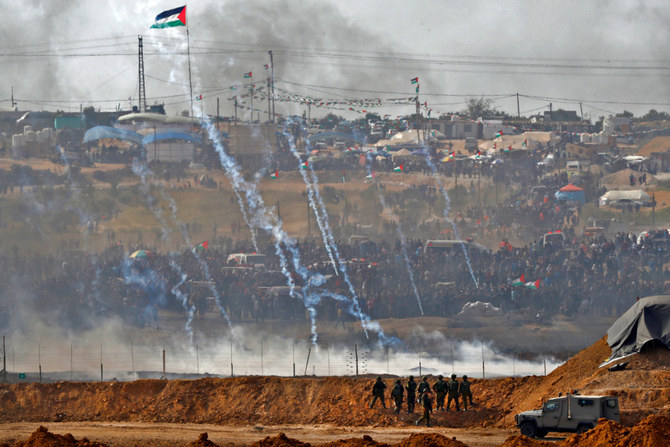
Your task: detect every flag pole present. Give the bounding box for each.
[186,20,194,117]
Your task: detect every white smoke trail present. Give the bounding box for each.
[424,155,478,288]
[363,156,424,315]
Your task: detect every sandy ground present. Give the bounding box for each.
[0,422,521,447]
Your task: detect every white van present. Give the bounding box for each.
[542,231,565,248]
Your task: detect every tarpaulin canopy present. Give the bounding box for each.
[604,295,670,365]
[559,184,583,192]
[142,132,202,144]
[83,126,144,145]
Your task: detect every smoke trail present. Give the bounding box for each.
[119,257,168,329]
[169,257,195,344]
[363,155,424,315]
[200,115,394,345]
[280,125,338,275]
[232,187,259,252]
[423,155,479,288]
[131,160,238,343]
[282,122,372,337]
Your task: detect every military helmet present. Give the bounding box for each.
[451,373,457,379]
[438,375,443,380]
[462,375,468,380]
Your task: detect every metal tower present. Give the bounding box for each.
[138,35,147,113]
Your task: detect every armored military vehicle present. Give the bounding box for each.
[515,394,620,438]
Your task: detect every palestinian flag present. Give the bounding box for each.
[195,94,202,101]
[525,279,540,290]
[150,6,186,29]
[410,77,419,84]
[264,64,269,70]
[522,139,528,147]
[270,169,279,179]
[365,171,375,180]
[504,145,511,153]
[511,274,525,287]
[194,240,208,252]
[449,151,456,159]
[475,151,481,159]
[493,142,497,149]
[243,72,252,78]
[300,160,309,169]
[495,130,503,138]
[393,164,404,173]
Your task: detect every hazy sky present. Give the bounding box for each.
[2,0,669,120]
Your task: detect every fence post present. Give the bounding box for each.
[355,345,359,379]
[292,343,296,377]
[304,347,311,376]
[2,336,6,383]
[230,340,233,378]
[130,341,135,375]
[38,344,42,383]
[260,341,264,375]
[100,344,103,382]
[70,344,73,381]
[481,342,485,379]
[162,349,166,380]
[544,358,547,376]
[196,344,199,375]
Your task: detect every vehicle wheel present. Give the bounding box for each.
[519,421,538,438]
[576,424,593,434]
[536,429,548,438]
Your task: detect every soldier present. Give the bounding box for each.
[406,375,417,413]
[433,375,448,410]
[391,379,404,414]
[446,373,460,411]
[415,389,433,427]
[460,375,473,411]
[417,376,430,397]
[369,376,387,409]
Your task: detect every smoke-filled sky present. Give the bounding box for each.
[2,0,670,120]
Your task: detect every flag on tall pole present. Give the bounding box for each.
[150,5,193,117]
[150,6,186,28]
[410,77,419,84]
[243,72,253,78]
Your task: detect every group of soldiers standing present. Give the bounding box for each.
[369,374,474,427]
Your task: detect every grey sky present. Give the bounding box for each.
[2,0,669,120]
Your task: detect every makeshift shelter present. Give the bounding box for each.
[604,295,670,365]
[554,183,585,204]
[599,189,652,207]
[142,132,200,162]
[83,126,144,145]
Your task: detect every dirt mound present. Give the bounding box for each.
[11,426,108,447]
[600,169,656,189]
[393,433,468,447]
[638,137,670,157]
[562,415,670,447]
[497,435,554,447]
[321,435,388,446]
[186,432,219,447]
[249,433,311,447]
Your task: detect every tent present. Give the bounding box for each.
[83,126,144,145]
[604,295,670,365]
[554,184,585,204]
[599,190,651,207]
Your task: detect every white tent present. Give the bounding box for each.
[599,190,651,207]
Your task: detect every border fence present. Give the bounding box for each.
[0,335,560,384]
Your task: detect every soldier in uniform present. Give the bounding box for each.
[433,375,448,410]
[446,373,460,411]
[391,379,404,414]
[406,376,417,413]
[369,376,387,409]
[415,389,433,427]
[417,376,430,397]
[460,375,473,411]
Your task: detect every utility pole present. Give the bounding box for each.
[269,51,275,123]
[516,93,520,118]
[580,102,584,121]
[10,86,16,109]
[415,83,421,144]
[216,97,220,130]
[138,36,147,113]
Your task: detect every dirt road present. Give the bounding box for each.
[0,422,517,446]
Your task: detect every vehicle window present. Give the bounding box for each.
[578,399,594,406]
[544,402,559,411]
[606,399,617,409]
